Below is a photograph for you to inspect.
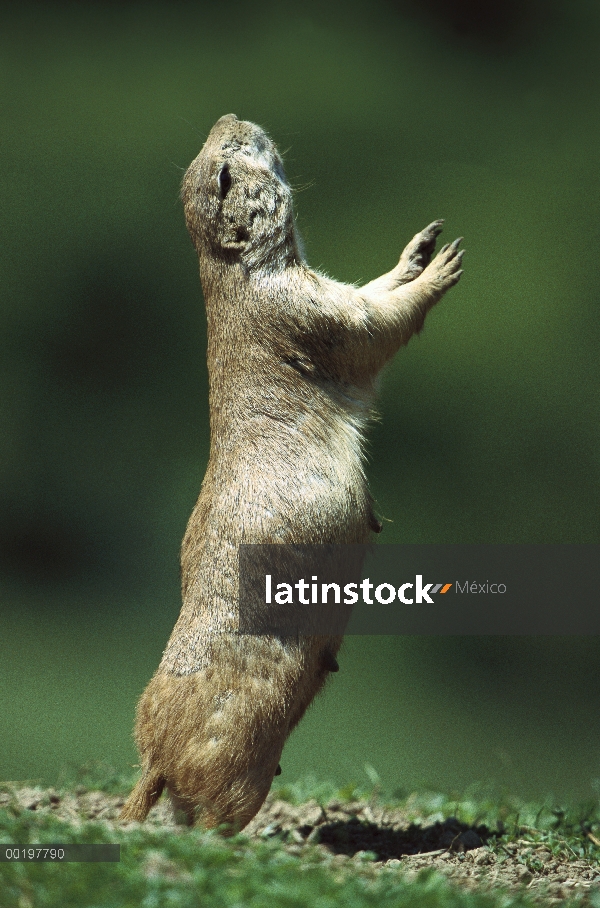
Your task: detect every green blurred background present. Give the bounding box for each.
[1,0,599,801]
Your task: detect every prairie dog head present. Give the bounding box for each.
[182,114,301,272]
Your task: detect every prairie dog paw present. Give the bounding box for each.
[398,219,444,281]
[423,236,464,291]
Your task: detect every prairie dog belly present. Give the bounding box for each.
[213,403,372,543]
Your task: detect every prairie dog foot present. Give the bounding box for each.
[396,219,445,283]
[419,236,464,293]
[361,219,446,297]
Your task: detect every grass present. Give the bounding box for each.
[1,764,600,907]
[0,819,529,908]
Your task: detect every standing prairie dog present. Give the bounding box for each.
[120,114,463,831]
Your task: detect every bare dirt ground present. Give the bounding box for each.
[3,784,600,904]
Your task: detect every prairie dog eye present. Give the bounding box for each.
[218,164,232,198]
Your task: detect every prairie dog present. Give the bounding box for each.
[120,114,463,830]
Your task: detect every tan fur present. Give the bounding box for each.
[120,114,463,831]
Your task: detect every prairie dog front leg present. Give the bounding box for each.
[359,234,464,352]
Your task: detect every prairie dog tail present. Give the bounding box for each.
[120,766,165,822]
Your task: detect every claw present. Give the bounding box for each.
[421,222,443,241]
